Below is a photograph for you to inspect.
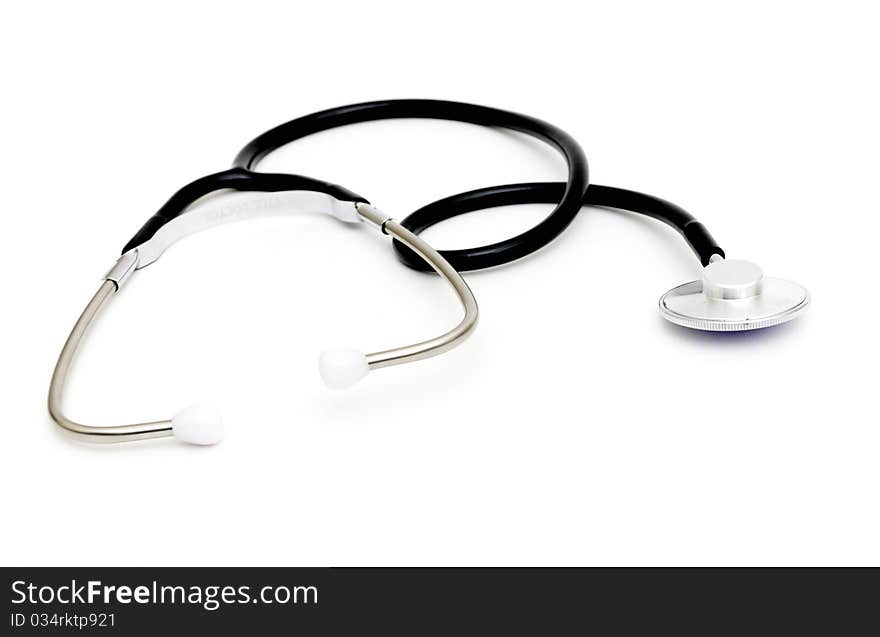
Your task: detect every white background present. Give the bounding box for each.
[1,1,877,566]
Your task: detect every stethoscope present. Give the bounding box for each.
[49,100,809,445]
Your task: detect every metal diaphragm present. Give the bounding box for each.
[659,259,809,331]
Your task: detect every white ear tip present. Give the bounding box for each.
[319,348,369,389]
[172,402,225,445]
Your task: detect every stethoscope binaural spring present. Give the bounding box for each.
[48,99,809,446]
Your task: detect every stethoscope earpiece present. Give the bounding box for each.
[659,257,809,332]
[319,348,370,390]
[172,403,225,446]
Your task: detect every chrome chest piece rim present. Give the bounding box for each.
[659,257,809,332]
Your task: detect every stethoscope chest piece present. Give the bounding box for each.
[659,258,809,331]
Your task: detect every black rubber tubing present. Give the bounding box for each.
[123,99,590,273]
[122,99,723,269]
[392,182,725,269]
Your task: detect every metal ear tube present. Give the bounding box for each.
[48,197,477,445]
